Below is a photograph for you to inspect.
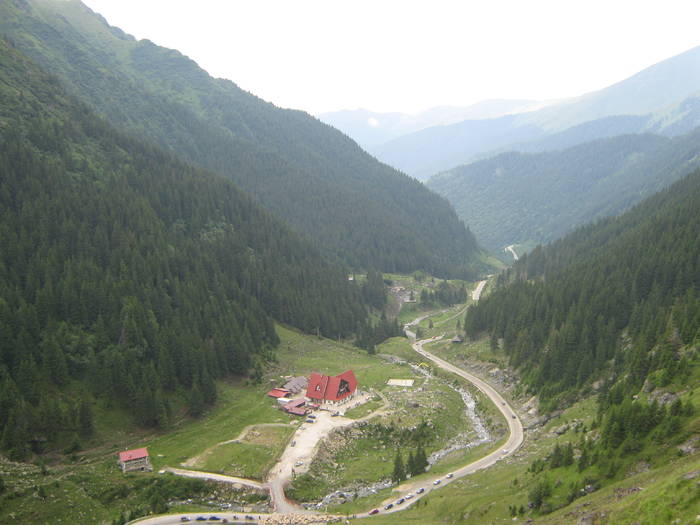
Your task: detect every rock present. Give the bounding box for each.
[678,436,698,455]
[649,389,679,405]
[551,424,569,435]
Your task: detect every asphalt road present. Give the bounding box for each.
[355,333,524,518]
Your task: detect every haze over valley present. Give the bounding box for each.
[0,2,698,524]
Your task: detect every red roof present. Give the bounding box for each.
[283,398,308,416]
[119,447,149,462]
[267,388,291,398]
[306,370,357,402]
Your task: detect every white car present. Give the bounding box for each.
[433,479,441,485]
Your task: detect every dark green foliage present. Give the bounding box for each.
[429,131,700,251]
[392,450,406,482]
[0,37,369,453]
[528,478,552,509]
[465,168,700,406]
[419,281,468,307]
[413,445,428,475]
[361,270,387,310]
[0,0,482,279]
[355,314,403,353]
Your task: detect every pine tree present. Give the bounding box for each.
[407,451,416,476]
[415,446,428,474]
[392,450,406,483]
[78,397,94,438]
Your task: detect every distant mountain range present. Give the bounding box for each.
[350,46,700,180]
[318,99,549,149]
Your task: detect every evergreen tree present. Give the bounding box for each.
[78,397,94,438]
[392,450,406,483]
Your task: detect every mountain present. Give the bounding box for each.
[318,99,546,149]
[0,0,482,278]
[464,165,700,407]
[0,36,370,454]
[427,128,700,251]
[371,46,700,179]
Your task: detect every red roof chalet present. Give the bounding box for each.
[117,447,152,473]
[306,370,357,403]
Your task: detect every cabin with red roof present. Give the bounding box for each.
[306,370,357,405]
[282,398,309,416]
[117,447,152,473]
[267,388,291,398]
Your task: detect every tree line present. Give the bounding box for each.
[465,168,700,410]
[0,38,371,457]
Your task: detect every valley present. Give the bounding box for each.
[117,278,528,524]
[1,2,699,525]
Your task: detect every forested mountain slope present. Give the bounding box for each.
[0,0,481,278]
[464,167,700,409]
[0,38,369,457]
[428,129,700,251]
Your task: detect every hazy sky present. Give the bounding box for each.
[83,0,700,115]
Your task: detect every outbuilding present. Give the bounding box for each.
[118,447,152,473]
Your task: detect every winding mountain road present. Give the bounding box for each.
[505,244,519,261]
[130,277,523,524]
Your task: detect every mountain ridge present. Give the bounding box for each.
[369,45,700,179]
[0,0,483,278]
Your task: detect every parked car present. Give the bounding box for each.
[405,494,414,500]
[180,518,191,523]
[433,479,441,485]
[291,440,296,447]
[446,473,454,478]
[512,414,516,419]
[294,461,304,467]
[396,498,405,505]
[307,414,316,419]
[306,418,315,423]
[416,487,425,494]
[384,503,394,510]
[196,518,207,522]
[209,517,221,522]
[369,509,379,515]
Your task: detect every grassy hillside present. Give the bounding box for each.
[0,0,484,278]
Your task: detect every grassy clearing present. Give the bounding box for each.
[198,425,295,480]
[148,380,288,472]
[344,398,384,419]
[376,336,416,362]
